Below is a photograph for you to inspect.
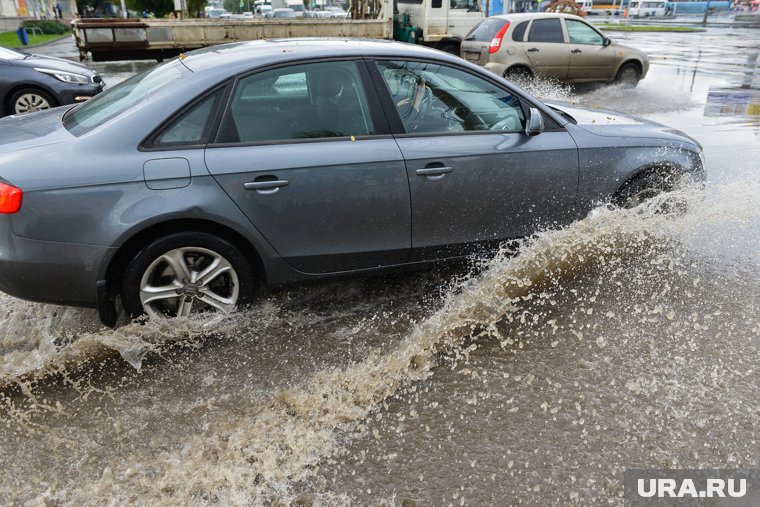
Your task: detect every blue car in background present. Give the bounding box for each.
[0,45,104,116]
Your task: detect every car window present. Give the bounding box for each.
[153,89,223,147]
[465,18,509,41]
[527,18,564,43]
[63,59,188,136]
[376,60,525,135]
[217,60,375,144]
[0,46,25,60]
[512,20,529,42]
[566,19,604,45]
[450,0,480,10]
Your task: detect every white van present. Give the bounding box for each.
[628,0,667,16]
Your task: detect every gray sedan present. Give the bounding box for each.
[0,39,704,326]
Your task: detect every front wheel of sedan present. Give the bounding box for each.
[122,233,254,320]
[615,63,641,88]
[614,171,685,214]
[10,88,56,115]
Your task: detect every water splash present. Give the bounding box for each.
[2,178,759,505]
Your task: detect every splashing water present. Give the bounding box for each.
[0,177,751,505]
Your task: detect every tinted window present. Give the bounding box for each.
[566,19,603,45]
[465,18,508,41]
[217,61,375,144]
[527,18,564,43]
[154,89,223,147]
[450,0,480,10]
[432,0,442,8]
[512,20,529,42]
[377,60,525,134]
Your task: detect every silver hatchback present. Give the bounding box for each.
[461,13,649,85]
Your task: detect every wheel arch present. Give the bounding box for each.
[615,59,643,78]
[612,162,684,205]
[4,82,60,112]
[104,218,267,297]
[503,64,534,81]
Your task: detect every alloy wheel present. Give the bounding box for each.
[138,246,240,319]
[14,93,52,114]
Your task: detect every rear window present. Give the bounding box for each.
[512,20,529,41]
[63,59,189,136]
[528,18,565,43]
[464,18,508,42]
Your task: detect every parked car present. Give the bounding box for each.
[268,7,296,17]
[0,46,104,117]
[0,39,703,325]
[461,13,649,85]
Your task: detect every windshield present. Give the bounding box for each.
[450,0,481,11]
[63,59,189,136]
[0,46,25,60]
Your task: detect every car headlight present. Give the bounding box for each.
[34,67,90,84]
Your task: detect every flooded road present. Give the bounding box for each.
[1,29,759,505]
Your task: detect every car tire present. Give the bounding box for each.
[614,171,681,210]
[9,88,56,115]
[121,232,255,320]
[615,62,641,87]
[504,66,533,83]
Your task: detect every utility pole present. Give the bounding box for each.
[702,0,711,25]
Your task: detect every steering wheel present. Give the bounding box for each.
[398,84,433,130]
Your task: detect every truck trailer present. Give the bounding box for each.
[71,0,484,61]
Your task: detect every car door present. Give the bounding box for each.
[523,17,569,80]
[565,18,615,80]
[203,60,411,274]
[371,59,579,261]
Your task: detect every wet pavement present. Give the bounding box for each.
[1,27,759,506]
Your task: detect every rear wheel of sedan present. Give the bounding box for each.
[122,232,254,320]
[615,62,641,87]
[10,88,56,114]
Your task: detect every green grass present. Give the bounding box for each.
[0,31,69,49]
[596,24,705,32]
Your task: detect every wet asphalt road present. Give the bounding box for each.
[0,26,759,506]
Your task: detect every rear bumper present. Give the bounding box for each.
[0,218,114,308]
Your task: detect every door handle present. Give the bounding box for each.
[571,49,582,53]
[527,47,539,52]
[244,179,289,194]
[416,166,453,179]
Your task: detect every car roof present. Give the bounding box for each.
[489,12,585,22]
[181,38,462,76]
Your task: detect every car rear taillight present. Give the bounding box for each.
[489,21,511,54]
[0,182,23,214]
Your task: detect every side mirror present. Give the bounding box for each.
[525,107,544,136]
[603,37,612,47]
